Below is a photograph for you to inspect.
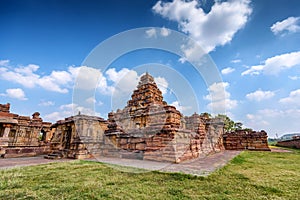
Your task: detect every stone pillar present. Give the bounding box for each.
[0,124,11,155]
[3,124,11,137]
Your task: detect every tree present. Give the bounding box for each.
[216,114,243,133]
[234,122,243,130]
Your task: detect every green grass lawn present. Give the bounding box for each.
[1,148,300,200]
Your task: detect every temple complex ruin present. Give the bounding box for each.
[0,103,52,158]
[46,73,225,162]
[1,72,270,162]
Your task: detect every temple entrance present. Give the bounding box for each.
[65,128,72,149]
[40,129,47,142]
[0,124,4,137]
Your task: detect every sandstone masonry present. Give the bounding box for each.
[223,130,270,151]
[0,103,52,158]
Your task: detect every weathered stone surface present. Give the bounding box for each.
[223,130,270,151]
[0,103,52,158]
[277,137,300,149]
[105,73,225,163]
[47,114,109,159]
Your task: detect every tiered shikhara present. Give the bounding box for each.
[105,73,225,163]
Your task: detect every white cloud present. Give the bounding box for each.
[242,51,300,75]
[178,40,205,63]
[160,27,171,36]
[154,76,168,95]
[221,67,235,75]
[74,66,114,96]
[86,97,96,104]
[271,16,300,36]
[107,68,139,96]
[288,75,300,80]
[246,89,275,101]
[204,82,237,113]
[153,0,252,53]
[0,60,9,66]
[145,28,157,38]
[45,103,101,122]
[106,68,132,83]
[279,89,300,106]
[231,59,241,63]
[245,90,300,136]
[38,101,55,106]
[246,113,270,128]
[245,108,300,136]
[14,64,39,75]
[1,88,27,100]
[170,101,190,112]
[0,60,87,93]
[145,27,171,38]
[246,114,255,120]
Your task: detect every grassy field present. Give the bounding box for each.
[1,148,300,200]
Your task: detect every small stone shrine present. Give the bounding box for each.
[0,103,52,158]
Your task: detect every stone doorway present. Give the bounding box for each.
[64,128,72,150]
[0,125,4,137]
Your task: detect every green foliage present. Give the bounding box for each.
[217,114,244,132]
[0,149,300,199]
[216,114,253,133]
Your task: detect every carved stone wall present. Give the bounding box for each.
[0,103,52,158]
[48,115,108,159]
[104,73,225,163]
[223,130,270,151]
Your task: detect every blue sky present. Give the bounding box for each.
[0,0,300,137]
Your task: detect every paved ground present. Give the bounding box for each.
[162,150,241,176]
[270,147,292,153]
[0,150,241,176]
[0,156,73,169]
[94,151,241,176]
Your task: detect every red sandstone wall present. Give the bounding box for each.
[223,130,270,151]
[277,139,300,149]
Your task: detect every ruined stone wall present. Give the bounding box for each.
[48,115,108,159]
[223,130,270,151]
[0,103,10,113]
[277,138,300,149]
[0,103,52,158]
[177,116,225,162]
[105,114,225,163]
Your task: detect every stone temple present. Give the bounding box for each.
[46,72,225,162]
[1,72,270,162]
